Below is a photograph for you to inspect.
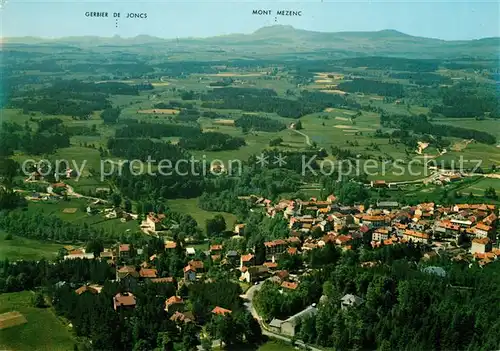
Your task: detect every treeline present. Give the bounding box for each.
[234,115,286,132]
[107,137,190,161]
[431,83,500,118]
[201,88,360,118]
[390,72,452,86]
[0,121,70,156]
[337,78,405,98]
[198,190,251,218]
[115,121,202,139]
[335,56,440,72]
[0,259,115,293]
[0,210,117,242]
[154,101,195,109]
[178,132,246,151]
[35,118,98,137]
[9,94,111,119]
[381,113,497,145]
[7,79,140,118]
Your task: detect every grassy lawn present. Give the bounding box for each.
[24,199,140,234]
[458,177,500,197]
[0,291,77,351]
[167,198,238,233]
[258,341,297,351]
[0,232,63,261]
[433,117,500,140]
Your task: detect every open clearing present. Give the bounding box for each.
[335,116,350,121]
[320,89,347,95]
[334,124,354,129]
[459,178,500,196]
[0,291,76,351]
[62,208,78,214]
[167,198,237,233]
[451,139,474,152]
[0,232,63,261]
[213,119,236,126]
[138,108,180,115]
[151,82,170,87]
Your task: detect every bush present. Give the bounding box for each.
[33,292,46,308]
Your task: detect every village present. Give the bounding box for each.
[58,189,499,342]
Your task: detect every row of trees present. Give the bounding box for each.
[178,132,246,151]
[115,121,202,139]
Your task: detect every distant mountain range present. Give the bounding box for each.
[3,25,499,59]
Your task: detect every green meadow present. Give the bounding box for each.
[0,233,63,261]
[0,291,77,351]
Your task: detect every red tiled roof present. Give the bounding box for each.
[212,306,232,315]
[210,244,223,251]
[114,293,136,308]
[184,264,195,273]
[119,244,130,252]
[281,281,298,290]
[241,254,254,262]
[139,268,158,278]
[287,247,297,255]
[165,296,184,306]
[188,260,204,270]
[404,229,429,239]
[75,285,98,295]
[165,242,177,249]
[69,249,84,255]
[472,237,490,245]
[263,262,278,268]
[475,223,492,232]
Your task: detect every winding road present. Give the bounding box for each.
[291,129,312,146]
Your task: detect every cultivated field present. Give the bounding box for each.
[0,291,77,351]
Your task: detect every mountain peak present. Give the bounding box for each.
[253,25,297,35]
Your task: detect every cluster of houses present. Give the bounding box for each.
[63,194,498,340]
[237,196,499,269]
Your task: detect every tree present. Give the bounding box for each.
[124,199,132,213]
[100,107,121,124]
[33,291,45,308]
[206,215,226,237]
[110,193,122,208]
[485,186,497,199]
[269,137,283,147]
[86,239,104,258]
[182,323,200,350]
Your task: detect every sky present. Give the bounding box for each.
[1,0,499,40]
